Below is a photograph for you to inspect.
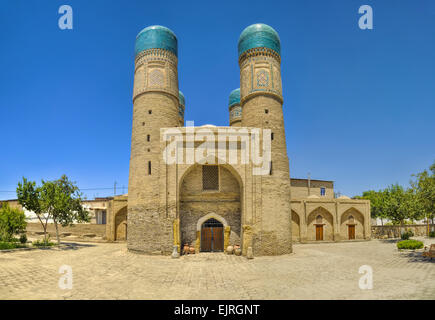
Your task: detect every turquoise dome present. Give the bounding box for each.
[238,23,280,56]
[179,90,185,106]
[135,25,177,57]
[229,88,240,107]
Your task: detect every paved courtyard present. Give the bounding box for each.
[0,238,434,300]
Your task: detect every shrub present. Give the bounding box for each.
[397,239,424,250]
[0,203,27,241]
[19,234,27,244]
[429,231,435,238]
[32,239,55,247]
[0,241,27,250]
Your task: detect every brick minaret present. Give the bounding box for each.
[128,26,180,254]
[229,88,242,126]
[238,23,292,255]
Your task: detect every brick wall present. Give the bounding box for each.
[371,224,435,238]
[26,222,106,238]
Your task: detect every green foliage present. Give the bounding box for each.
[401,230,414,240]
[429,231,435,238]
[397,239,424,250]
[0,203,27,241]
[32,238,55,247]
[17,174,90,244]
[410,160,435,223]
[19,234,27,244]
[0,241,27,250]
[357,160,435,229]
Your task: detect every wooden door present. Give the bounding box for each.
[201,227,212,252]
[201,218,224,252]
[348,225,355,240]
[316,225,323,241]
[213,227,223,251]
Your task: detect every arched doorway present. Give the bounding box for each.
[340,208,365,240]
[201,218,224,252]
[291,210,301,242]
[315,215,324,241]
[307,207,334,241]
[115,207,127,241]
[179,164,242,251]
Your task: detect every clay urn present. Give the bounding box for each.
[234,247,242,256]
[226,245,234,254]
[183,244,190,255]
[189,246,195,254]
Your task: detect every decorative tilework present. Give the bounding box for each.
[238,23,280,56]
[135,25,178,57]
[149,69,164,87]
[256,70,269,87]
[228,88,240,107]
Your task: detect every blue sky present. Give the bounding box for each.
[0,0,434,200]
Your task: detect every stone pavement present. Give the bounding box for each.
[0,238,434,300]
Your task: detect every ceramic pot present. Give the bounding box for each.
[235,248,242,256]
[171,245,180,259]
[226,246,234,254]
[189,246,195,254]
[183,244,190,255]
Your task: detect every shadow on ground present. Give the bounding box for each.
[57,242,97,251]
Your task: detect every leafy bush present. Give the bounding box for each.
[0,203,27,241]
[397,239,424,250]
[401,231,411,240]
[19,234,27,244]
[429,231,435,238]
[0,241,27,250]
[32,239,55,247]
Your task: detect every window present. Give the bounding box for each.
[148,161,152,175]
[320,187,326,196]
[271,132,274,140]
[148,110,152,114]
[147,134,150,142]
[96,211,106,224]
[348,215,355,223]
[202,165,219,191]
[316,215,323,224]
[265,109,269,114]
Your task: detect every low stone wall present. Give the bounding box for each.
[26,222,106,239]
[371,224,434,239]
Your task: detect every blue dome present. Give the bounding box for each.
[238,23,280,56]
[229,88,240,107]
[135,25,177,57]
[179,90,185,106]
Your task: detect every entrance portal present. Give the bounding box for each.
[348,225,355,240]
[201,218,224,252]
[315,225,324,241]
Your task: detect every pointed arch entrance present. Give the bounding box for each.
[200,218,224,252]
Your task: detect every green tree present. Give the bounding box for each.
[411,160,435,235]
[355,190,387,225]
[17,178,49,241]
[42,175,90,244]
[0,202,27,241]
[17,175,90,244]
[382,184,420,234]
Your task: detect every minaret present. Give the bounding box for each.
[238,23,292,255]
[228,88,242,126]
[178,90,185,126]
[128,25,180,254]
